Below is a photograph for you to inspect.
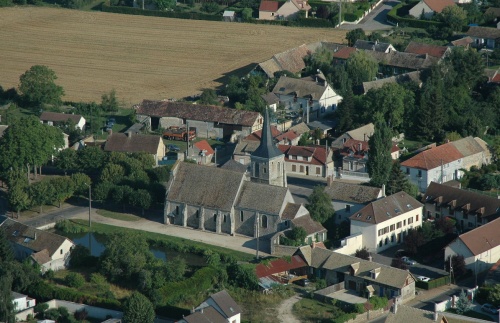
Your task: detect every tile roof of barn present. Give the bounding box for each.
[104,133,162,155]
[272,76,330,101]
[404,41,450,58]
[349,191,423,224]
[135,100,261,127]
[220,159,248,173]
[466,26,500,39]
[365,50,438,70]
[423,0,455,13]
[40,111,83,124]
[259,0,279,11]
[256,255,307,278]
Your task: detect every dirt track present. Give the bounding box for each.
[0,7,346,105]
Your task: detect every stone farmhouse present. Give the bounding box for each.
[0,216,75,272]
[422,182,500,229]
[134,100,262,139]
[39,111,86,130]
[401,137,491,192]
[404,42,451,59]
[104,132,165,166]
[272,72,343,123]
[296,245,416,303]
[324,180,384,223]
[335,192,423,255]
[164,110,326,252]
[445,217,500,276]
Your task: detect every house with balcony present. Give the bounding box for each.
[272,72,343,123]
[347,192,423,253]
[0,216,75,272]
[324,180,385,223]
[422,182,500,230]
[401,137,490,192]
[295,245,416,302]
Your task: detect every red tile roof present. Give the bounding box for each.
[193,140,214,155]
[405,42,449,58]
[256,255,307,278]
[423,0,455,13]
[259,0,279,11]
[492,73,500,84]
[245,125,282,141]
[278,145,329,165]
[333,47,357,60]
[401,142,464,170]
[276,130,299,142]
[340,139,369,159]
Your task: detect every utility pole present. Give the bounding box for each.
[256,213,260,259]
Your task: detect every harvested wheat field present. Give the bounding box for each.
[0,7,346,105]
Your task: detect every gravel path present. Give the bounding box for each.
[277,295,302,323]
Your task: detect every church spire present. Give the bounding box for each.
[252,108,282,159]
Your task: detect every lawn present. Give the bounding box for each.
[0,7,346,105]
[292,297,347,322]
[95,209,141,222]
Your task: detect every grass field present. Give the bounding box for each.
[0,7,346,106]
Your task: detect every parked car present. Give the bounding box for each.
[402,256,417,265]
[417,276,430,282]
[107,117,116,125]
[294,279,310,287]
[481,303,498,314]
[167,144,180,152]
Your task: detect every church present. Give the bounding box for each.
[163,109,326,251]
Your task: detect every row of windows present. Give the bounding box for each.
[291,165,322,174]
[377,215,419,236]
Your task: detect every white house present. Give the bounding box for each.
[324,180,385,223]
[0,216,75,272]
[409,0,455,19]
[401,137,490,192]
[178,290,242,323]
[39,111,86,130]
[445,217,500,275]
[272,72,343,123]
[346,192,423,253]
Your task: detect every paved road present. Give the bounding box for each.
[339,0,399,31]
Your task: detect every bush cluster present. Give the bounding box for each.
[102,4,222,21]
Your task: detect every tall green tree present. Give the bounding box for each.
[122,292,155,323]
[55,149,78,174]
[440,6,467,32]
[101,89,120,112]
[8,180,31,218]
[198,89,219,105]
[445,47,484,90]
[29,180,56,214]
[346,51,378,86]
[346,28,366,46]
[306,185,335,223]
[455,289,473,314]
[386,161,416,196]
[336,83,354,133]
[416,68,446,140]
[50,176,75,208]
[0,267,14,323]
[18,65,64,108]
[367,121,392,187]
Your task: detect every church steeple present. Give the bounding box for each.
[250,108,287,187]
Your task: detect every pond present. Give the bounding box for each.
[64,232,206,267]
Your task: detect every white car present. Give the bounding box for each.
[417,276,430,282]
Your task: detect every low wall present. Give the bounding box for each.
[334,233,363,255]
[45,299,123,321]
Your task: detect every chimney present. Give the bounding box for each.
[126,131,132,138]
[382,184,386,197]
[434,303,438,321]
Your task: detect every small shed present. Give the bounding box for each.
[223,10,236,22]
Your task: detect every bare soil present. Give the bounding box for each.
[0,7,346,105]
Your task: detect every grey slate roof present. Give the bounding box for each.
[288,122,310,136]
[365,50,438,70]
[347,123,375,141]
[466,26,500,40]
[304,246,414,289]
[423,182,500,220]
[450,136,488,157]
[39,111,83,124]
[220,159,248,173]
[324,182,382,204]
[104,133,162,155]
[0,216,73,257]
[273,76,328,101]
[167,162,245,211]
[291,214,326,235]
[261,92,280,105]
[183,306,226,323]
[281,203,302,220]
[209,290,242,318]
[236,181,289,215]
[349,191,423,224]
[233,140,260,156]
[354,40,393,52]
[252,108,283,159]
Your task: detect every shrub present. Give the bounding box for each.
[369,296,388,310]
[56,219,87,234]
[65,272,86,288]
[315,278,327,290]
[333,312,357,323]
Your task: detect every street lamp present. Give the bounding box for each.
[84,183,91,228]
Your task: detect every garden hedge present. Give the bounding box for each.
[416,276,450,290]
[101,4,222,21]
[387,3,444,28]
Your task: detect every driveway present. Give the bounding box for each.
[339,0,400,31]
[277,295,302,323]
